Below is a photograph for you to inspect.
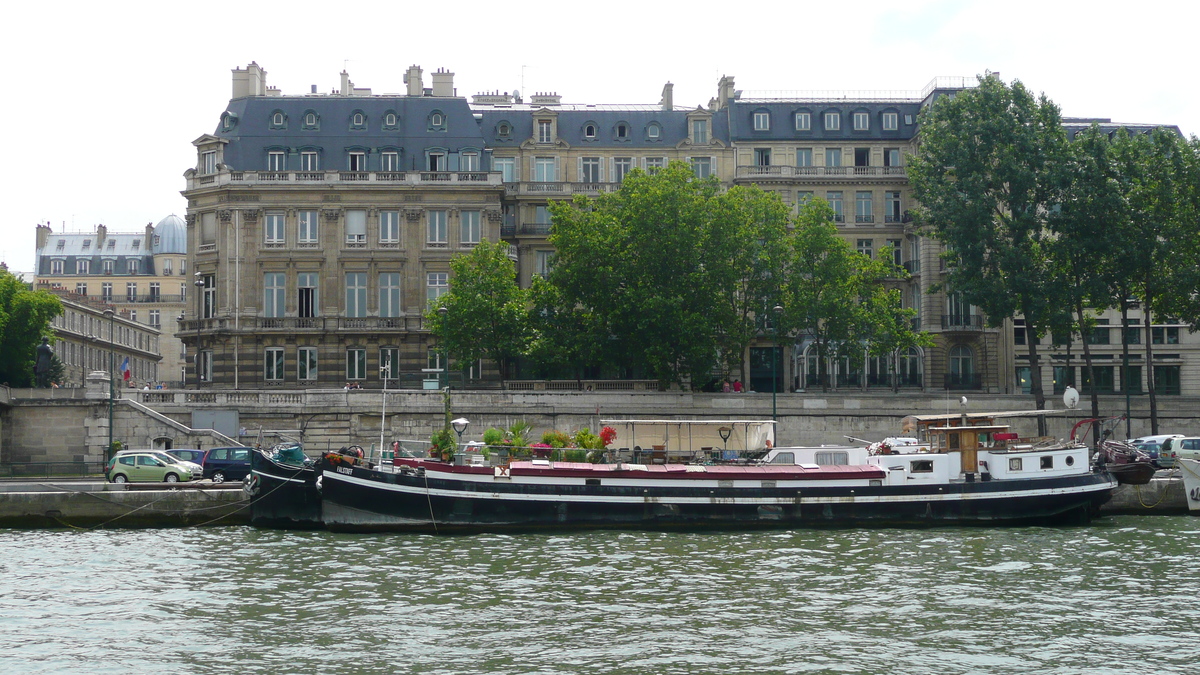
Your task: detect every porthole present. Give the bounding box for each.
[1065,455,1075,466]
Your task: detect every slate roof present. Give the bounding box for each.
[36,231,155,276]
[725,99,923,142]
[475,105,730,149]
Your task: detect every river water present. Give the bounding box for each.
[1,516,1197,674]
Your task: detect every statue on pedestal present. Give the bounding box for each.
[34,337,53,388]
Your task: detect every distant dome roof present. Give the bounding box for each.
[152,214,187,254]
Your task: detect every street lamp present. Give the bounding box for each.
[104,307,115,460]
[437,306,449,390]
[379,361,392,462]
[193,272,204,388]
[177,314,186,386]
[718,425,732,459]
[772,305,783,423]
[451,417,470,452]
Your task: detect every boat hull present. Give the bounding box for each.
[1180,458,1200,513]
[247,450,322,529]
[318,459,1116,533]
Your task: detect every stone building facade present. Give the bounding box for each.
[42,288,162,388]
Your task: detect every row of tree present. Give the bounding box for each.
[0,269,63,387]
[431,162,927,390]
[909,75,1200,433]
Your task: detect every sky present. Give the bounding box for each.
[3,0,1196,276]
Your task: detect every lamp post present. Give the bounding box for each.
[718,425,732,459]
[451,417,470,454]
[379,361,392,462]
[194,272,204,387]
[177,314,186,386]
[772,305,783,423]
[437,305,449,390]
[104,308,115,460]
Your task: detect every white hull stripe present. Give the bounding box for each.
[252,469,312,485]
[324,471,1113,506]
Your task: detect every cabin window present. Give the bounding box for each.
[910,460,934,473]
[761,481,777,488]
[1066,456,1075,467]
[1009,457,1023,471]
[1040,456,1054,470]
[585,478,601,486]
[948,433,960,450]
[869,479,883,486]
[815,451,849,465]
[769,452,795,464]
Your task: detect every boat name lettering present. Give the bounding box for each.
[337,466,353,475]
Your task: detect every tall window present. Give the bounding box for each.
[265,212,285,245]
[795,112,811,131]
[460,152,479,171]
[347,152,367,171]
[298,347,318,381]
[149,309,160,328]
[299,210,319,244]
[346,348,366,380]
[380,347,399,382]
[102,282,112,301]
[77,259,90,274]
[690,157,712,179]
[827,191,844,222]
[692,119,708,143]
[644,157,665,174]
[535,250,554,277]
[461,211,481,244]
[202,151,216,174]
[380,211,399,243]
[796,148,813,167]
[297,273,318,318]
[494,157,515,182]
[379,273,402,317]
[581,157,602,183]
[427,210,447,244]
[162,259,172,275]
[753,111,770,131]
[345,210,367,244]
[427,151,446,171]
[886,192,902,222]
[264,273,286,317]
[344,273,367,317]
[126,282,138,301]
[381,152,399,172]
[884,148,902,167]
[149,282,160,301]
[826,148,842,167]
[267,151,286,171]
[853,112,869,130]
[427,272,448,305]
[264,347,285,381]
[887,239,903,266]
[754,148,771,167]
[614,157,633,182]
[856,239,873,258]
[75,282,87,296]
[534,157,556,182]
[537,120,552,143]
[51,259,64,274]
[300,152,319,171]
[855,191,873,223]
[950,345,974,383]
[201,212,217,246]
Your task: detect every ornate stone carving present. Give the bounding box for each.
[322,209,342,222]
[185,214,197,226]
[485,209,503,223]
[241,209,260,223]
[404,209,422,222]
[217,210,232,223]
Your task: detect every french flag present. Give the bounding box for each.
[120,357,131,381]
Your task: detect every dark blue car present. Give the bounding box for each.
[202,447,253,482]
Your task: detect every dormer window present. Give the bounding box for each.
[795,112,811,131]
[383,112,398,129]
[56,239,65,250]
[853,111,869,130]
[107,240,116,248]
[692,119,708,144]
[824,111,841,130]
[350,111,366,129]
[132,239,140,250]
[753,111,770,131]
[221,112,238,131]
[82,239,91,249]
[537,120,552,143]
[303,111,320,129]
[646,123,662,140]
[202,151,216,174]
[616,123,629,139]
[584,124,597,139]
[270,111,286,129]
[497,122,512,139]
[428,111,446,130]
[883,112,899,130]
[103,260,113,274]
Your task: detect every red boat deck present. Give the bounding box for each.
[394,458,886,481]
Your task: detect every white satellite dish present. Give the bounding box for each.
[1063,386,1079,410]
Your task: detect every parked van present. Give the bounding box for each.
[1160,436,1200,466]
[202,447,253,483]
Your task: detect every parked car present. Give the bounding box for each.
[202,447,253,483]
[1130,434,1185,468]
[1160,436,1200,467]
[167,449,208,467]
[116,449,204,478]
[107,452,196,483]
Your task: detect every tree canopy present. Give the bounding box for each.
[0,270,63,387]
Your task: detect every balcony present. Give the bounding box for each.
[735,165,907,181]
[855,214,874,224]
[518,223,553,236]
[941,314,984,330]
[944,373,982,390]
[504,182,620,197]
[184,315,429,334]
[188,169,503,191]
[113,294,186,304]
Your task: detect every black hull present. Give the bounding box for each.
[248,451,322,529]
[319,462,1116,533]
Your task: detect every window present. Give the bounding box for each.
[644,157,665,174]
[535,250,554,277]
[1016,366,1031,394]
[827,191,844,222]
[855,192,874,223]
[202,151,216,174]
[904,114,914,125]
[148,310,160,329]
[344,273,367,318]
[581,157,603,183]
[427,151,447,171]
[584,123,597,139]
[427,210,447,244]
[348,152,366,172]
[461,152,479,171]
[267,151,286,171]
[461,210,481,244]
[76,259,90,274]
[75,282,87,296]
[300,151,319,171]
[201,212,217,246]
[494,157,515,182]
[162,259,172,276]
[616,123,629,139]
[299,210,319,244]
[1009,457,1023,472]
[824,112,840,130]
[1152,327,1180,344]
[149,282,160,301]
[265,212,285,245]
[352,112,365,128]
[887,239,903,266]
[380,347,399,381]
[429,112,445,129]
[647,123,660,139]
[272,112,285,127]
[346,348,366,380]
[534,205,551,225]
[298,347,318,381]
[534,157,556,182]
[380,273,402,317]
[826,148,842,167]
[1085,320,1111,345]
[950,345,974,385]
[426,272,448,305]
[796,148,813,167]
[884,148,902,167]
[264,273,285,317]
[1082,366,1115,394]
[126,282,138,301]
[886,192,902,222]
[754,148,771,167]
[380,210,399,243]
[427,347,443,372]
[537,120,552,143]
[795,112,811,131]
[853,112,869,130]
[297,273,318,318]
[127,259,139,274]
[264,348,285,381]
[345,210,367,244]
[102,282,112,301]
[384,112,398,128]
[753,111,770,131]
[690,157,712,179]
[1123,365,1142,394]
[883,112,899,130]
[198,350,212,382]
[796,191,813,207]
[381,151,399,172]
[1154,365,1181,395]
[497,122,512,138]
[856,239,873,258]
[614,157,633,182]
[51,259,63,274]
[692,119,708,143]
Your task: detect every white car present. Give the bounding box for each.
[115,449,202,479]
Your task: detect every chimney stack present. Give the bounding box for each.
[431,68,455,97]
[341,70,351,95]
[660,82,674,111]
[231,62,267,99]
[405,65,424,97]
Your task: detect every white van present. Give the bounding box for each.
[1160,436,1200,464]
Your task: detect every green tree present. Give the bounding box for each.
[778,198,928,391]
[908,75,1070,429]
[545,162,791,388]
[0,270,63,387]
[427,240,530,381]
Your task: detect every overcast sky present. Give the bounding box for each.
[3,0,1195,276]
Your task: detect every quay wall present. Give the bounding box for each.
[0,483,249,528]
[6,384,1200,464]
